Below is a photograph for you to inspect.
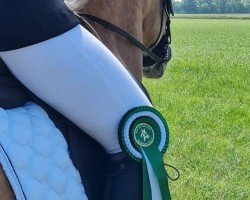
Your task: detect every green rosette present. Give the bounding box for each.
[118,106,171,200]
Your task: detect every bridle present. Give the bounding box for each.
[76,0,174,76]
[143,0,174,74]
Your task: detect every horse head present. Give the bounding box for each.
[66,0,173,80]
[142,0,174,78]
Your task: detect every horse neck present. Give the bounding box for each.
[82,0,144,80]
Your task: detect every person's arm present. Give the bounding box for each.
[0,25,151,154]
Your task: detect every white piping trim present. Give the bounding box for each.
[142,149,162,200]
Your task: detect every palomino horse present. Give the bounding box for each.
[0,0,173,199]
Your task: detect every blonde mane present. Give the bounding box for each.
[65,0,88,11]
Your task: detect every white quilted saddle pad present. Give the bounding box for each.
[0,102,88,200]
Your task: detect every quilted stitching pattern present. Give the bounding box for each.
[0,102,88,200]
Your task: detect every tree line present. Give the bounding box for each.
[173,0,249,14]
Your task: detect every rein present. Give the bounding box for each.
[76,13,165,64]
[74,12,103,42]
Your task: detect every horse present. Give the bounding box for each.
[0,0,173,199]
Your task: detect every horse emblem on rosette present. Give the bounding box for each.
[141,129,150,142]
[134,123,155,147]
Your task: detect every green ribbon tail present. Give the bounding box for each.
[142,154,152,200]
[140,146,171,200]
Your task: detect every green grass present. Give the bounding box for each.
[144,18,250,199]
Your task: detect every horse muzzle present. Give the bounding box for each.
[143,45,172,79]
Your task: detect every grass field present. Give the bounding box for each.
[144,17,250,199]
[173,14,250,20]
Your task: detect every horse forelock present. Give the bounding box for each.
[65,0,88,11]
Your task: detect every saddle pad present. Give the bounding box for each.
[0,102,88,200]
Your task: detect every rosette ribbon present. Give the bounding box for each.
[119,106,171,200]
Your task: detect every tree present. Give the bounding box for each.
[209,2,219,13]
[200,2,210,13]
[230,0,248,13]
[182,0,198,14]
[172,0,250,14]
[214,0,230,13]
[173,1,185,13]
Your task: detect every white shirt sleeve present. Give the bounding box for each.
[0,25,151,154]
